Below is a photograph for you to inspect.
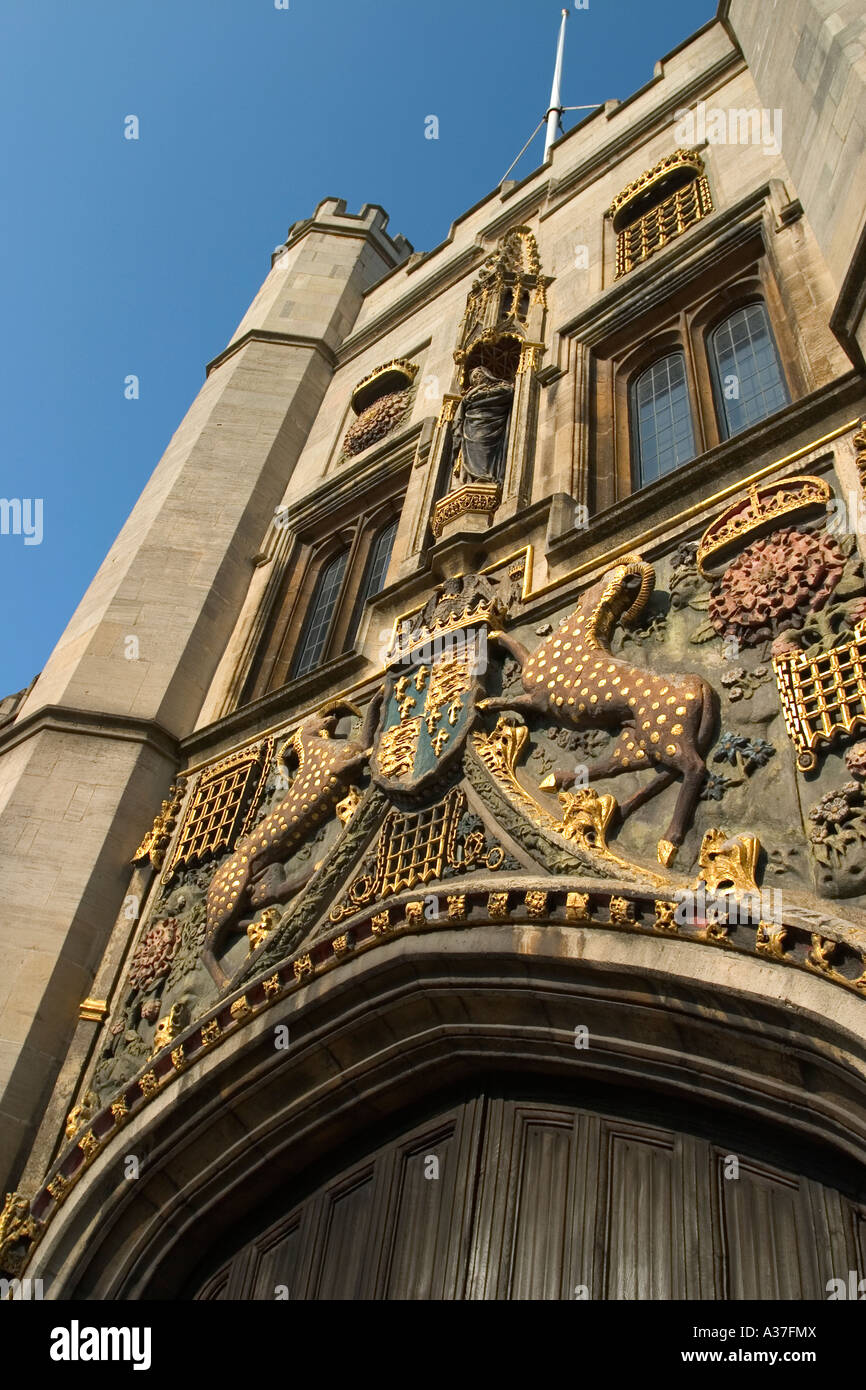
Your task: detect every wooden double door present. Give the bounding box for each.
[194,1083,866,1300]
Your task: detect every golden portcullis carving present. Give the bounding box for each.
[774,620,866,772]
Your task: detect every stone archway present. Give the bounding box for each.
[25,923,866,1299]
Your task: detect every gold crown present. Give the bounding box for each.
[697,475,831,577]
[350,359,418,416]
[386,580,509,667]
[608,149,705,227]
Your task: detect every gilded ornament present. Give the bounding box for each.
[171,1045,187,1072]
[247,906,280,953]
[431,482,501,538]
[167,746,271,880]
[152,1015,175,1054]
[473,718,561,832]
[0,1192,38,1275]
[201,1019,221,1046]
[775,619,866,773]
[331,935,352,957]
[608,895,634,924]
[378,717,422,779]
[336,785,362,827]
[230,996,251,1022]
[78,997,108,1023]
[446,894,466,922]
[696,829,761,896]
[697,476,832,578]
[487,892,510,920]
[608,151,712,277]
[293,953,314,979]
[139,1071,159,1099]
[565,891,590,923]
[404,902,425,926]
[854,417,866,493]
[46,1175,68,1203]
[110,1097,128,1126]
[808,934,837,972]
[78,1130,99,1162]
[343,359,418,458]
[557,788,617,856]
[262,974,282,998]
[756,922,788,959]
[132,777,187,869]
[65,1097,92,1142]
[653,900,678,932]
[524,890,548,918]
[701,916,731,944]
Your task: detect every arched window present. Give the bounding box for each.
[710,303,789,438]
[344,518,398,650]
[630,352,696,487]
[290,548,349,680]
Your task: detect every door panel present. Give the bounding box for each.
[194,1086,865,1300]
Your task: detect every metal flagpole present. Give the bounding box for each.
[498,9,599,186]
[543,8,569,163]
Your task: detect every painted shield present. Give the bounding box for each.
[372,636,483,796]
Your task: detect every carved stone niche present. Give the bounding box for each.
[427,227,550,541]
[342,359,419,459]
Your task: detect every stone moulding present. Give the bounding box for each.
[11,869,866,1282]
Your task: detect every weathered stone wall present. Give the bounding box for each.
[721,0,866,357]
[0,201,410,1190]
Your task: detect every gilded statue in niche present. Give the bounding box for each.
[449,366,515,485]
[481,557,717,865]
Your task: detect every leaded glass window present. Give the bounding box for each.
[345,518,397,650]
[290,548,349,679]
[711,304,789,439]
[630,352,696,487]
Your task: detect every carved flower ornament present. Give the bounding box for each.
[845,741,866,781]
[708,527,845,647]
[343,389,411,457]
[127,917,181,993]
[808,783,861,843]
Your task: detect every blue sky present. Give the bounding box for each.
[0,0,715,695]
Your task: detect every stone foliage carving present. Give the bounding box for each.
[807,781,866,898]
